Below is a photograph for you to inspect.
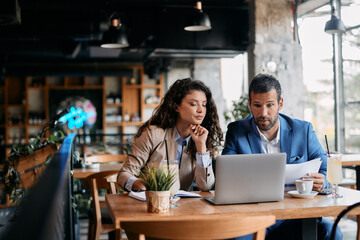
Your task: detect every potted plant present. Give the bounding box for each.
[4,134,63,204]
[138,164,176,213]
[224,94,251,122]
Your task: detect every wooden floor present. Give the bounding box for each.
[78,217,356,240]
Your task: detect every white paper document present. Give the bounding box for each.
[285,158,322,184]
[128,191,146,201]
[128,190,202,201]
[175,190,202,198]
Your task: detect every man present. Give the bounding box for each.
[223,74,342,240]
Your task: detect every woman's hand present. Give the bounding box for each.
[189,124,208,153]
[132,179,146,191]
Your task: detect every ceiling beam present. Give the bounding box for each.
[297,0,329,17]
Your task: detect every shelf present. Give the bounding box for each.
[143,84,162,89]
[7,104,25,108]
[1,69,164,165]
[105,123,123,126]
[1,71,164,208]
[125,84,142,89]
[144,104,159,108]
[27,86,46,89]
[105,103,123,107]
[28,124,44,127]
[85,85,103,89]
[123,121,142,126]
[7,124,26,127]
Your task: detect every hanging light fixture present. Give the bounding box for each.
[101,12,129,48]
[184,1,211,32]
[324,0,346,34]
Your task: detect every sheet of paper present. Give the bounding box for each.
[128,190,202,201]
[285,158,322,184]
[128,191,146,201]
[175,190,202,198]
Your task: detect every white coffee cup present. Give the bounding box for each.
[295,179,313,194]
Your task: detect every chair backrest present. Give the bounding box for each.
[120,214,275,240]
[85,154,127,164]
[83,170,123,240]
[83,170,120,219]
[104,173,123,194]
[330,201,360,240]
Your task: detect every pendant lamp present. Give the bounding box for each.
[324,0,346,34]
[184,1,211,32]
[101,13,129,48]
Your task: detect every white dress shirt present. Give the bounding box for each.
[256,121,281,154]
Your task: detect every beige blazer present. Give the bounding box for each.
[117,126,215,191]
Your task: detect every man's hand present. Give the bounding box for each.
[132,179,146,191]
[302,173,324,192]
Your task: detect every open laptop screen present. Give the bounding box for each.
[206,153,286,205]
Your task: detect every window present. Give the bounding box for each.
[299,5,335,150]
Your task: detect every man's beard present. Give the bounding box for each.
[255,114,279,131]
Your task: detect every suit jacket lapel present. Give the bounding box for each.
[248,118,262,153]
[280,115,292,163]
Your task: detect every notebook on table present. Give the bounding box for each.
[205,153,287,205]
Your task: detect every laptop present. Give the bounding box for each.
[205,153,286,205]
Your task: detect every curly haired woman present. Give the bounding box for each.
[117,78,223,192]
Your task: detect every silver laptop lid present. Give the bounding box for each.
[214,153,286,205]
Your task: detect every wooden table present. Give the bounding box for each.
[106,187,360,240]
[73,163,123,179]
[342,154,360,190]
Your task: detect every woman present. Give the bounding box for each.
[117,78,223,192]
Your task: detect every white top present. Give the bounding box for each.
[256,121,281,154]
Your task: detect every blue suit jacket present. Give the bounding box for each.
[222,113,330,188]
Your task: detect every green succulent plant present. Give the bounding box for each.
[139,164,176,191]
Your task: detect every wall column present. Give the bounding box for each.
[247,0,304,118]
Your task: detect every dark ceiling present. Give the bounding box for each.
[0,0,249,65]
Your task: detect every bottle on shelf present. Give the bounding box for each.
[115,94,121,103]
[131,113,140,122]
[22,91,26,105]
[28,112,34,125]
[106,92,115,104]
[124,112,130,122]
[8,133,13,145]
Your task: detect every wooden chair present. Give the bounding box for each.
[121,214,275,240]
[105,173,123,194]
[83,170,123,240]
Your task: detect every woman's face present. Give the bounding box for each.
[175,90,207,125]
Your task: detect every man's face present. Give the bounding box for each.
[248,89,283,132]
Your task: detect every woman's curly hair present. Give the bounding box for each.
[136,78,223,160]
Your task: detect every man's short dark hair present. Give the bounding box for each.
[248,74,282,103]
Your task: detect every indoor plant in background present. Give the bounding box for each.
[224,94,251,122]
[4,133,63,204]
[139,164,176,213]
